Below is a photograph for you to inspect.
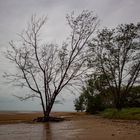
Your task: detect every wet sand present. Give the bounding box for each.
[0,112,140,140]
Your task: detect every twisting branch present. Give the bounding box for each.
[5,11,99,119]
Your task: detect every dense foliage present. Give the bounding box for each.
[74,74,108,114]
[74,22,140,113]
[89,23,140,109]
[74,77,140,113]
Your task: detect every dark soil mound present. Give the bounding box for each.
[33,116,65,122]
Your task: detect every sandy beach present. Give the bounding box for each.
[0,112,140,140]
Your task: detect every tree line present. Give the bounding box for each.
[75,22,140,113]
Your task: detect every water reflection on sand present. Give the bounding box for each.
[0,123,54,140]
[0,121,82,140]
[1,117,139,140]
[0,123,47,140]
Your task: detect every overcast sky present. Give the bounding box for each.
[0,0,140,111]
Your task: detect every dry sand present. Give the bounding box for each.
[0,112,140,140]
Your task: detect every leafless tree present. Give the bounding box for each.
[5,11,99,120]
[89,23,140,109]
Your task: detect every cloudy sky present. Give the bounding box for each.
[0,0,140,111]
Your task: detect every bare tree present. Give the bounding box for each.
[89,23,140,110]
[5,11,99,120]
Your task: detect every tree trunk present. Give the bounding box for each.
[113,92,122,110]
[43,113,50,121]
[115,96,123,110]
[116,101,122,110]
[42,97,56,122]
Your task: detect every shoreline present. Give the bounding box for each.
[0,111,140,124]
[0,112,140,140]
[0,112,84,124]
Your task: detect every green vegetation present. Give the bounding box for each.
[74,75,107,114]
[100,108,140,120]
[89,23,140,110]
[74,22,140,120]
[74,74,140,115]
